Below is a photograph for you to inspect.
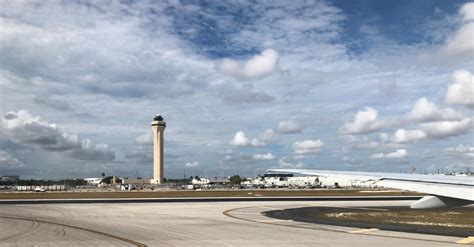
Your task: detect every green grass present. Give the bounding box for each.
[310,207,474,231]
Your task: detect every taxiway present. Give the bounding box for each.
[0,199,471,246]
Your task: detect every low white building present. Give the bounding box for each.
[84,178,102,185]
[263,176,288,187]
[288,176,319,187]
[192,178,210,185]
[16,185,66,191]
[242,175,320,188]
[191,178,230,188]
[318,176,377,188]
[242,177,265,187]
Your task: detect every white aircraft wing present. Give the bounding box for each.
[268,169,474,209]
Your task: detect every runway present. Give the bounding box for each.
[0,199,471,246]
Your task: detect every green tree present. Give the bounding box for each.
[229,175,242,185]
[101,176,113,184]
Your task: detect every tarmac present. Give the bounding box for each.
[0,198,472,246]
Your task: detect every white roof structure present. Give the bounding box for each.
[269,168,474,209]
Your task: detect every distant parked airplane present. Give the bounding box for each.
[268,169,474,209]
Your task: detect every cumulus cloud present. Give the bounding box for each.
[277,120,302,134]
[420,118,472,138]
[231,129,278,147]
[33,96,71,111]
[371,149,407,159]
[185,161,199,168]
[215,49,280,80]
[252,153,276,161]
[230,131,264,147]
[433,3,474,61]
[442,23,474,57]
[231,131,249,146]
[407,97,463,122]
[460,2,474,21]
[293,139,324,155]
[1,110,115,161]
[0,150,23,168]
[1,1,472,177]
[391,129,427,143]
[445,69,474,108]
[341,95,469,147]
[385,117,472,143]
[386,118,471,143]
[340,107,386,134]
[222,83,274,104]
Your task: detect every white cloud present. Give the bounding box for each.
[460,2,474,21]
[441,23,474,57]
[0,1,471,177]
[215,49,280,80]
[1,110,115,161]
[371,149,407,159]
[445,69,474,108]
[420,118,472,138]
[391,129,427,143]
[386,118,472,143]
[185,161,199,168]
[277,120,302,134]
[252,153,276,160]
[231,131,249,146]
[340,107,385,134]
[293,139,324,155]
[407,97,463,122]
[230,131,264,147]
[440,3,474,58]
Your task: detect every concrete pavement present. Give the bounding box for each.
[0,199,470,246]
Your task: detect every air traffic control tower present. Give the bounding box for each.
[151,114,166,184]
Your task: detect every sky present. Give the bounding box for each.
[0,0,473,179]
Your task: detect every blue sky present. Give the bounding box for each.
[0,0,473,179]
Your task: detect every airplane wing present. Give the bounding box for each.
[268,169,474,209]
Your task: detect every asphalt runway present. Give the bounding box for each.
[0,199,471,246]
